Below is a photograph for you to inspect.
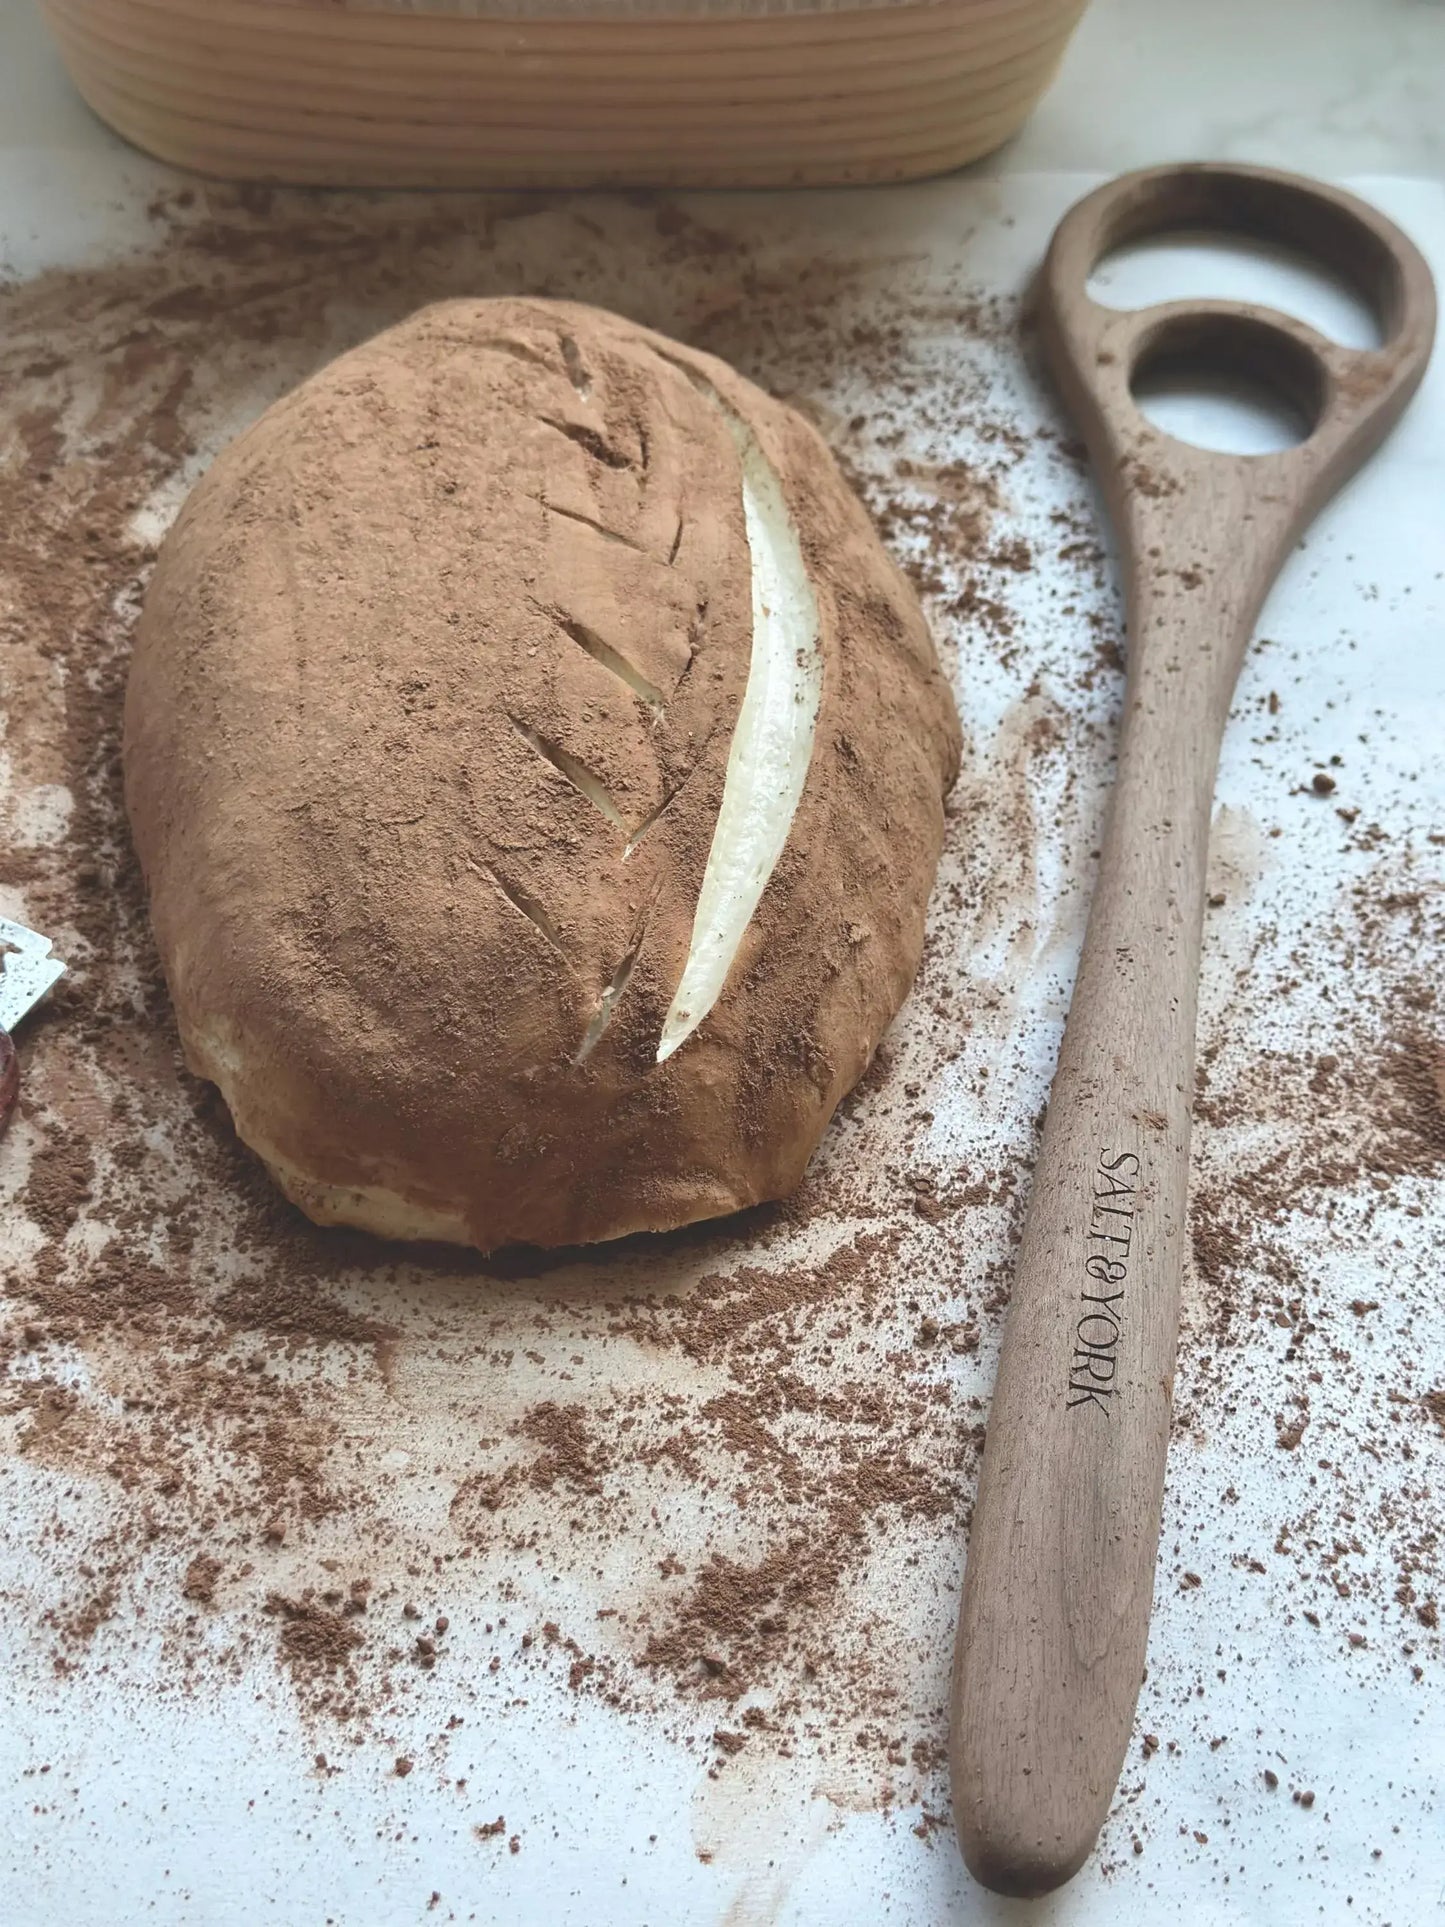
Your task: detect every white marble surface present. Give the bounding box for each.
[1009,0,1445,179]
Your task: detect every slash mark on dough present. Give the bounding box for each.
[537,416,632,471]
[536,497,650,556]
[548,611,665,716]
[559,334,591,400]
[573,904,654,1064]
[509,716,628,831]
[477,861,571,961]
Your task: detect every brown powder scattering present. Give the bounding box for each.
[641,1536,845,1700]
[521,1402,610,1496]
[51,1587,118,1649]
[1275,1405,1309,1452]
[475,1816,506,1840]
[1379,1033,1445,1176]
[182,1555,223,1604]
[266,1593,365,1674]
[17,1129,94,1241]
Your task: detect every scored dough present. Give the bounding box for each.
[124,298,960,1250]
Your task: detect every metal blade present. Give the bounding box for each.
[0,917,66,1033]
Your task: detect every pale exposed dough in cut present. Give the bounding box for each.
[124,297,961,1251]
[658,397,822,1063]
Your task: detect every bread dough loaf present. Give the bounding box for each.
[125,298,960,1249]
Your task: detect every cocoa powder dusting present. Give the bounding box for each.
[0,183,1440,1870]
[124,293,958,1252]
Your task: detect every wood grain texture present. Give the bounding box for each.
[39,0,1085,187]
[950,165,1436,1898]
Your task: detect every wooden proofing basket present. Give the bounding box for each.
[41,0,1090,188]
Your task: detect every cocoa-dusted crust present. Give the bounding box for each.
[124,298,960,1249]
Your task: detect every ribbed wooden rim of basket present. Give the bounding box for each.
[46,0,1085,184]
[256,0,1052,16]
[50,9,1076,115]
[64,66,1053,155]
[48,0,1084,61]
